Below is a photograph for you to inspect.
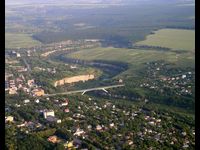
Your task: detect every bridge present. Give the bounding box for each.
[44,84,125,97]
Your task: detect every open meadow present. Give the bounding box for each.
[68,46,194,72]
[135,29,195,50]
[67,28,195,75]
[5,33,42,49]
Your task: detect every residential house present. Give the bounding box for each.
[60,100,68,107]
[63,141,73,149]
[64,108,70,113]
[27,79,34,87]
[5,116,14,122]
[24,99,30,104]
[32,88,45,97]
[45,116,61,123]
[74,128,85,136]
[96,125,102,131]
[43,110,55,119]
[9,88,17,94]
[47,136,60,143]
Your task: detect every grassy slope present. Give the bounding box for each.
[135,29,195,50]
[5,33,42,49]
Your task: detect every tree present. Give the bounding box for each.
[5,126,17,150]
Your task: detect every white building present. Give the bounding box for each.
[74,128,85,136]
[182,75,187,79]
[16,53,21,57]
[96,125,102,131]
[148,121,155,126]
[5,116,14,122]
[27,79,35,87]
[109,123,115,128]
[43,110,55,119]
[35,99,40,103]
[24,99,30,104]
[60,101,68,107]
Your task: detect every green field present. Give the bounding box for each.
[5,33,42,49]
[68,46,194,73]
[67,28,195,76]
[136,29,195,50]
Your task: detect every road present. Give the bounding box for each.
[23,58,31,72]
[44,84,125,97]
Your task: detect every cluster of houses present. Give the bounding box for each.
[10,51,32,58]
[42,109,62,124]
[5,93,194,149]
[34,67,56,74]
[141,61,194,96]
[40,39,101,57]
[5,56,194,149]
[11,51,21,58]
[5,52,45,96]
[5,73,45,96]
[47,136,83,149]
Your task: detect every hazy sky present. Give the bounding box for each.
[5,0,195,6]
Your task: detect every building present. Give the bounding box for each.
[63,141,73,149]
[182,75,187,79]
[32,88,45,97]
[60,100,68,107]
[47,136,60,143]
[43,110,55,119]
[27,79,34,87]
[16,53,21,57]
[46,116,61,123]
[119,79,123,83]
[57,119,62,123]
[5,116,14,122]
[148,121,155,126]
[9,88,17,95]
[5,81,9,91]
[70,65,77,69]
[73,139,82,148]
[16,67,27,72]
[35,99,40,103]
[27,51,31,56]
[74,128,85,136]
[24,99,30,103]
[109,123,115,128]
[96,125,102,131]
[64,108,70,113]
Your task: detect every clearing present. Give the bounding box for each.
[135,29,195,51]
[68,46,194,72]
[5,33,42,49]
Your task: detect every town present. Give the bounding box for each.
[5,42,195,149]
[5,0,195,149]
[5,93,195,149]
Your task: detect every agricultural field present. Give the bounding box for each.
[136,29,195,50]
[5,33,42,49]
[68,46,195,72]
[68,28,195,72]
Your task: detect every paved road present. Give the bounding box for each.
[23,58,31,72]
[44,84,125,97]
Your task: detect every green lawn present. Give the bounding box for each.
[5,33,42,49]
[135,29,195,50]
